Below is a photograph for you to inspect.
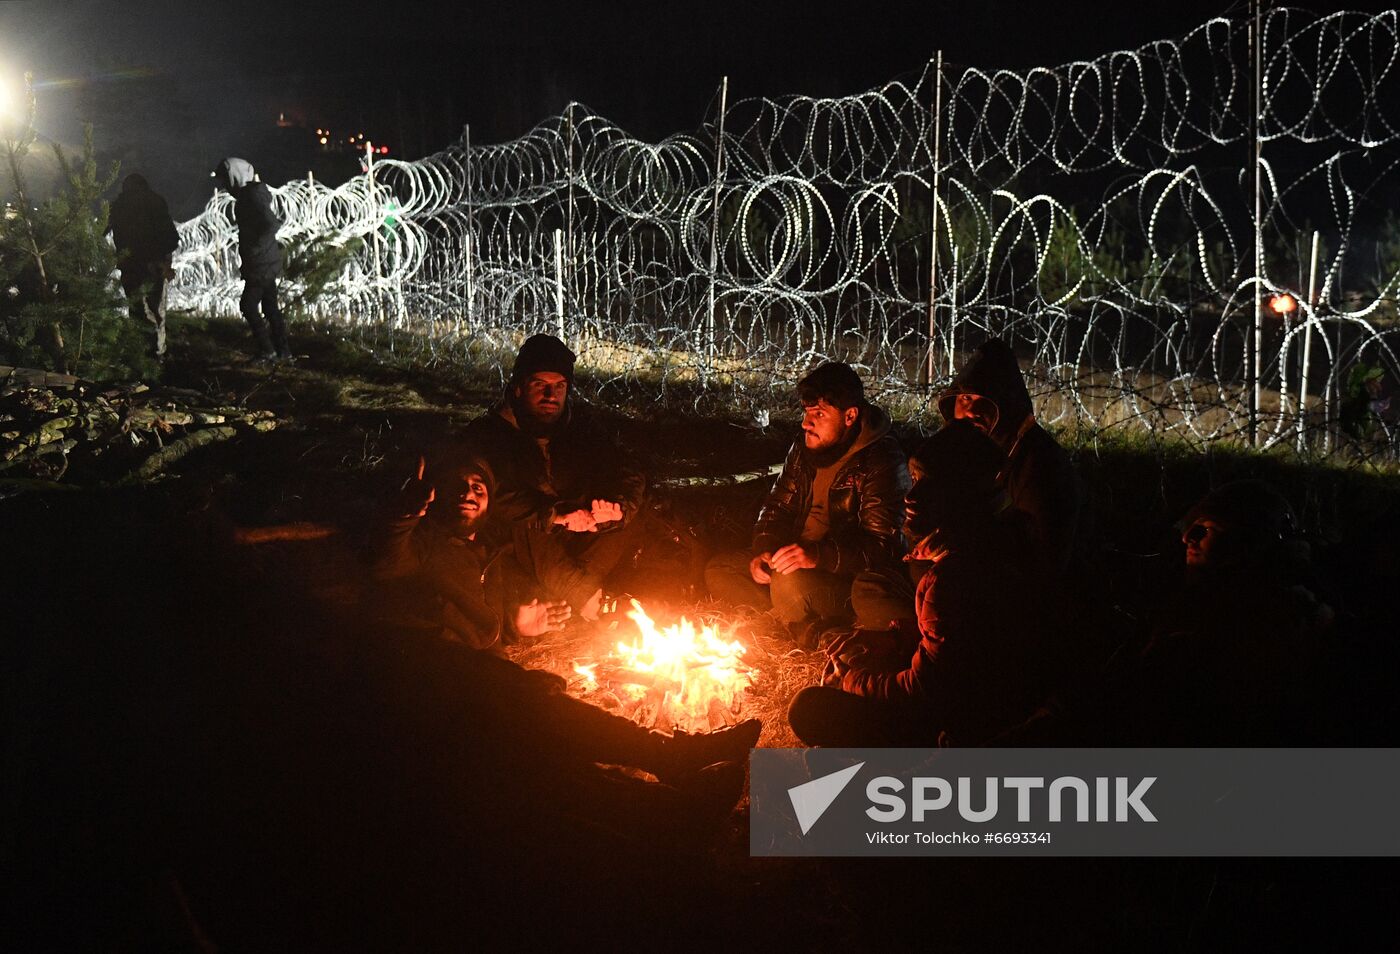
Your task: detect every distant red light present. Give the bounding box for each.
[1269,293,1297,315]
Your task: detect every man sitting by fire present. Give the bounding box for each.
[786,420,1048,747]
[705,362,912,642]
[937,338,1083,577]
[373,446,572,651]
[462,333,646,623]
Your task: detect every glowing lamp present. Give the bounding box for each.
[1269,293,1297,315]
[319,136,328,145]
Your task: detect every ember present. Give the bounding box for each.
[571,600,759,733]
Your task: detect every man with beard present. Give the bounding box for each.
[461,334,645,622]
[373,447,571,651]
[705,362,911,638]
[937,338,1082,575]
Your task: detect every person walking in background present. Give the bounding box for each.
[212,157,290,363]
[107,173,179,359]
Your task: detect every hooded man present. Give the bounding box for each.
[705,362,912,636]
[787,420,1046,747]
[373,446,571,651]
[107,173,179,358]
[212,157,290,362]
[937,339,1082,575]
[461,334,646,621]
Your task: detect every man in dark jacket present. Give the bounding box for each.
[212,157,290,362]
[107,173,179,358]
[787,420,1046,747]
[705,362,912,634]
[461,334,646,620]
[1111,479,1334,746]
[373,447,571,651]
[937,339,1081,575]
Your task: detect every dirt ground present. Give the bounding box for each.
[6,314,1400,951]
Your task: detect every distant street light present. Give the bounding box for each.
[1269,292,1297,316]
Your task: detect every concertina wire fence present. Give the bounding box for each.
[170,5,1400,457]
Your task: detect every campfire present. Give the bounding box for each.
[570,600,759,734]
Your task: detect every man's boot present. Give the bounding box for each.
[653,718,761,784]
[270,316,293,362]
[247,319,276,362]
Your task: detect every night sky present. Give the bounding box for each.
[0,0,1389,217]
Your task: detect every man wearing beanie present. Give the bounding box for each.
[705,362,912,639]
[938,339,1082,576]
[462,334,645,621]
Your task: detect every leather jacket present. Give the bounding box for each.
[752,405,910,574]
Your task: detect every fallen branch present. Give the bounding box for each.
[655,461,783,489]
[126,426,238,482]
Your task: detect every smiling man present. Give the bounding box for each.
[462,334,645,621]
[705,362,911,639]
[373,448,570,650]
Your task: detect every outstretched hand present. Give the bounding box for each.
[515,599,572,638]
[400,455,435,517]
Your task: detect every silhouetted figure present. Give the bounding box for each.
[705,362,911,639]
[938,339,1082,576]
[788,420,1046,746]
[212,157,289,362]
[107,173,179,358]
[1110,479,1334,745]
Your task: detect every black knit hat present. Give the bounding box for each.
[509,334,576,386]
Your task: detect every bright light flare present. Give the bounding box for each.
[1270,293,1298,315]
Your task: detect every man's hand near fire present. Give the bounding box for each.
[590,498,623,525]
[770,542,818,575]
[749,552,773,584]
[515,598,572,638]
[821,629,869,685]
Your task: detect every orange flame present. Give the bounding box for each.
[571,599,758,733]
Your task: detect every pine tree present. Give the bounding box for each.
[0,73,154,381]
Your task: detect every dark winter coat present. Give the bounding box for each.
[372,512,510,651]
[753,404,910,574]
[461,400,646,533]
[107,175,179,269]
[234,181,283,282]
[841,516,1046,743]
[216,160,283,282]
[937,340,1082,574]
[1104,568,1333,746]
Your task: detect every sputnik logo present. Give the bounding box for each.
[788,762,864,835]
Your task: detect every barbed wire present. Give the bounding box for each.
[170,6,1400,456]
